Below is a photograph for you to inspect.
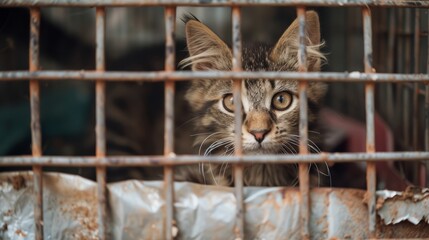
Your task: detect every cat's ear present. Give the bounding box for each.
[270,11,325,71]
[181,19,232,71]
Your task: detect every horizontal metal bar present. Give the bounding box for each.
[1,152,428,167]
[1,70,429,83]
[1,0,428,7]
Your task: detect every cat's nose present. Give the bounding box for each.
[249,129,270,143]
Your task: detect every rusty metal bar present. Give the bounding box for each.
[2,70,429,82]
[1,152,429,166]
[95,7,107,240]
[403,8,412,149]
[29,8,44,240]
[426,82,429,186]
[395,9,405,142]
[413,9,422,186]
[363,7,376,238]
[231,6,244,240]
[426,12,429,187]
[386,9,395,132]
[1,0,429,7]
[387,9,395,73]
[164,7,176,240]
[297,7,310,240]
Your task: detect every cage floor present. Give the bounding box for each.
[1,171,428,239]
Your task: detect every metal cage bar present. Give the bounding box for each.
[403,9,411,148]
[95,7,107,240]
[0,2,428,239]
[29,8,44,240]
[164,7,176,240]
[1,0,429,7]
[413,9,420,152]
[362,7,376,238]
[231,6,244,239]
[1,152,429,166]
[297,6,310,240]
[413,9,423,186]
[426,12,429,188]
[1,70,429,82]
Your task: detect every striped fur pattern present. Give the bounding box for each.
[176,11,328,186]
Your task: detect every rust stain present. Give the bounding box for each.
[15,229,27,237]
[8,175,26,190]
[59,189,99,239]
[1,223,8,232]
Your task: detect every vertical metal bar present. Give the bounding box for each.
[29,8,43,240]
[95,7,107,240]
[363,7,376,238]
[232,6,244,240]
[297,7,310,240]
[426,82,429,187]
[387,9,395,74]
[395,9,404,141]
[425,11,429,187]
[386,8,398,135]
[164,7,176,240]
[386,9,395,124]
[403,9,412,149]
[413,9,423,186]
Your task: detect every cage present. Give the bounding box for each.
[0,1,429,239]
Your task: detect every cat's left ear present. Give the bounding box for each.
[270,11,325,71]
[180,19,232,71]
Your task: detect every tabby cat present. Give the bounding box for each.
[176,11,327,187]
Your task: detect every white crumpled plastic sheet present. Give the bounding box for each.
[0,171,428,239]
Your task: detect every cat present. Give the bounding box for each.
[176,11,328,187]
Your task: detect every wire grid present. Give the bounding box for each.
[0,1,429,239]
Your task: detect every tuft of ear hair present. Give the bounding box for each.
[270,10,326,71]
[179,17,232,71]
[181,13,200,24]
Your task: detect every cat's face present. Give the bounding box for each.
[181,11,326,155]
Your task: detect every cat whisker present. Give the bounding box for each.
[177,114,205,130]
[310,163,321,187]
[324,161,332,187]
[198,132,224,155]
[201,137,234,185]
[203,138,232,156]
[199,162,206,184]
[287,136,321,154]
[280,143,295,155]
[219,144,235,181]
[288,134,322,153]
[190,132,216,137]
[285,135,331,187]
[198,132,225,184]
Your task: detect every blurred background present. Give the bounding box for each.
[0,7,428,189]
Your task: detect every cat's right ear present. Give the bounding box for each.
[180,20,232,71]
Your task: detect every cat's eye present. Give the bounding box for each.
[272,91,293,111]
[222,94,235,113]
